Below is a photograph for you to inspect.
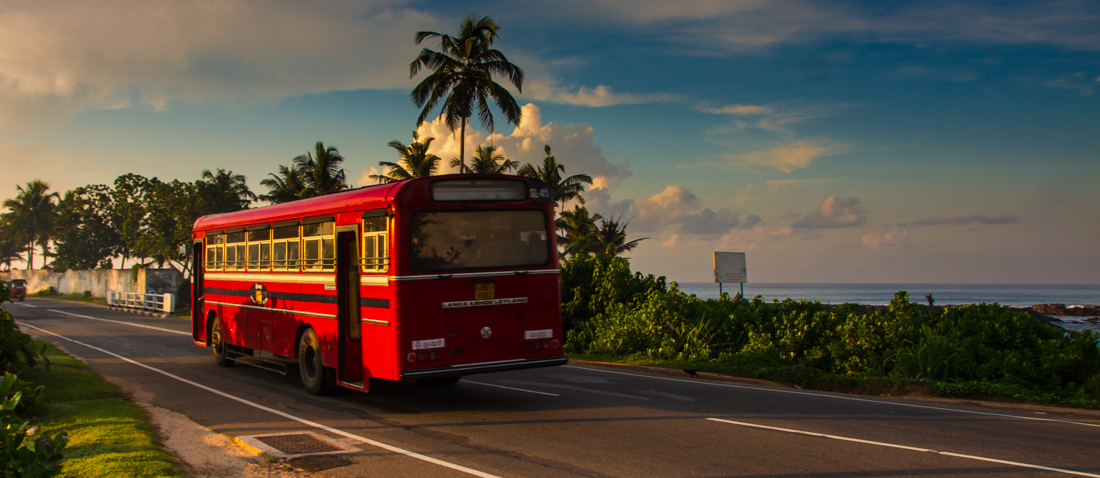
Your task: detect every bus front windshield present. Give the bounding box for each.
[409,210,550,272]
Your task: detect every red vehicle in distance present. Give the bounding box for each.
[9,279,27,301]
[189,175,567,394]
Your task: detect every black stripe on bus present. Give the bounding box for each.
[205,288,389,309]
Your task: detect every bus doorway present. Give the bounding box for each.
[335,228,365,389]
[192,239,205,344]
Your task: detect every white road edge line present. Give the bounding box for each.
[11,302,37,307]
[706,417,1100,477]
[464,380,561,397]
[16,321,500,478]
[48,309,190,336]
[565,365,1100,429]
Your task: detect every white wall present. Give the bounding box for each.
[0,268,184,297]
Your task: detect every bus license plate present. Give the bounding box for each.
[475,283,495,300]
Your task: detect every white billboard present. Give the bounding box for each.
[713,252,747,283]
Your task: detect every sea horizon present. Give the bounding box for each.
[674,282,1100,308]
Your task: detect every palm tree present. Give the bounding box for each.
[452,144,518,174]
[0,228,25,271]
[371,132,442,183]
[200,168,257,211]
[294,141,348,198]
[555,205,602,258]
[517,145,593,214]
[594,215,648,257]
[2,180,59,270]
[410,14,524,173]
[259,164,308,204]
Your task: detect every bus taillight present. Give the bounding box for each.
[407,350,443,362]
[526,339,560,351]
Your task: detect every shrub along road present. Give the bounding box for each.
[9,298,1100,477]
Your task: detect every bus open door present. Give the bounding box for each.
[335,227,366,391]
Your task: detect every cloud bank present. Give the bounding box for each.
[790,196,866,230]
[911,213,1019,226]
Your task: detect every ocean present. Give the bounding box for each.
[675,282,1100,307]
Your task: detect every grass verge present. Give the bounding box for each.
[22,342,187,478]
[31,292,108,307]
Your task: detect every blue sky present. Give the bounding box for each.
[1,0,1097,283]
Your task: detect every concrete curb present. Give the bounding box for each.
[106,306,170,319]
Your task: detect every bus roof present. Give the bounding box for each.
[193,180,403,232]
[192,174,545,233]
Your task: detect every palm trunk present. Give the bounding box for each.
[26,242,34,270]
[459,119,467,174]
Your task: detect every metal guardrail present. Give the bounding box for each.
[107,291,176,314]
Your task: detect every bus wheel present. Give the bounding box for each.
[298,328,330,395]
[211,317,234,367]
[417,376,461,386]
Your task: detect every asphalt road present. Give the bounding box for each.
[9,298,1100,478]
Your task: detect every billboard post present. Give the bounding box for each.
[713,252,747,299]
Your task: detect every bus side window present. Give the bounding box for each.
[362,214,388,272]
[272,225,300,271]
[302,221,335,271]
[225,232,246,271]
[247,229,270,271]
[205,234,224,271]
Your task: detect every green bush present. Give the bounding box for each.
[561,255,1100,403]
[1,284,49,375]
[1,372,68,477]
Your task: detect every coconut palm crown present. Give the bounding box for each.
[452,144,518,174]
[372,132,442,184]
[2,179,59,270]
[518,145,594,213]
[294,142,348,198]
[259,164,308,204]
[409,14,524,173]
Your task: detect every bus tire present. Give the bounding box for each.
[211,317,234,367]
[298,328,330,395]
[417,376,461,386]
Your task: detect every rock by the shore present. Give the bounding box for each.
[1030,303,1100,317]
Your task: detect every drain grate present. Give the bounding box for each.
[235,431,356,459]
[255,434,341,455]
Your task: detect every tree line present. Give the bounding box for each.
[0,13,644,274]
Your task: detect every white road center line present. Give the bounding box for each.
[464,380,561,397]
[47,309,190,336]
[706,417,1100,477]
[10,302,37,307]
[17,321,501,478]
[565,365,1100,429]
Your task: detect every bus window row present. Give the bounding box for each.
[204,218,389,273]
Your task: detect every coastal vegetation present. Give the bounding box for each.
[561,253,1100,407]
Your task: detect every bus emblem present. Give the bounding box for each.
[250,283,269,306]
[480,327,492,339]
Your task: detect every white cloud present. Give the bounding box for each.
[0,0,442,129]
[911,213,1018,226]
[586,187,633,219]
[543,0,1100,51]
[523,81,677,107]
[699,104,772,115]
[790,196,866,230]
[862,229,908,249]
[414,103,630,185]
[630,185,701,232]
[357,167,381,187]
[661,234,681,248]
[724,140,853,173]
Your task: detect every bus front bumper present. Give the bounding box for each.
[401,355,569,381]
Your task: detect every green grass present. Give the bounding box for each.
[31,292,108,307]
[21,343,188,478]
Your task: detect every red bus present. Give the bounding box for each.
[189,175,567,394]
